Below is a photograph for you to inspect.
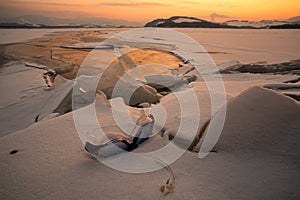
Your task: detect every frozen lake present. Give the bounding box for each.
[0,28,299,65]
[0,29,57,45]
[178,28,300,64]
[0,28,299,136]
[0,28,102,45]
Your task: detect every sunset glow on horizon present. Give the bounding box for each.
[0,0,299,22]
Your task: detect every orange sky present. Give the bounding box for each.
[0,0,299,22]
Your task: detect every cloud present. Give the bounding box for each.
[180,1,201,5]
[0,4,92,19]
[210,12,231,21]
[1,1,89,18]
[98,2,169,7]
[7,0,81,7]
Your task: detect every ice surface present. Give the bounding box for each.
[0,62,50,135]
[0,28,106,45]
[177,28,300,65]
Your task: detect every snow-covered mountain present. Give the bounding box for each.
[145,16,300,29]
[145,16,232,28]
[225,20,289,28]
[287,16,300,24]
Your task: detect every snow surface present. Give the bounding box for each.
[173,18,202,23]
[225,20,287,28]
[0,86,299,200]
[154,21,165,26]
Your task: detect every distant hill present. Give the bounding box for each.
[145,16,300,29]
[145,16,236,28]
[225,18,300,29]
[0,15,142,28]
[287,16,300,24]
[224,19,288,28]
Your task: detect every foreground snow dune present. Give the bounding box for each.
[0,86,299,200]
